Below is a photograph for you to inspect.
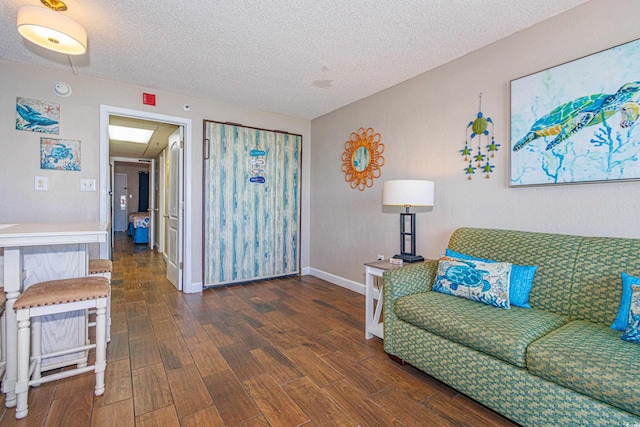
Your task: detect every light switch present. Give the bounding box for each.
[80,178,96,192]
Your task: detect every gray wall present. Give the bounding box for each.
[310,0,640,285]
[0,60,311,288]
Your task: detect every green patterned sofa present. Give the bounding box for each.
[382,228,640,427]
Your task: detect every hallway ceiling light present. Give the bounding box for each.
[109,125,155,144]
[16,1,87,55]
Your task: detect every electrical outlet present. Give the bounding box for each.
[377,254,384,261]
[34,176,47,191]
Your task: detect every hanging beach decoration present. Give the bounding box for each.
[461,93,499,179]
[249,142,266,184]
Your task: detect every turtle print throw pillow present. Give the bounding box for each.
[445,248,537,308]
[621,284,640,343]
[432,256,512,309]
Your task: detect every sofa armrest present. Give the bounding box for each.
[382,260,439,354]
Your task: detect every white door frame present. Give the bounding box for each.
[110,157,153,249]
[99,105,196,293]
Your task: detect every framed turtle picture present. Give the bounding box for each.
[510,38,640,186]
[40,138,81,171]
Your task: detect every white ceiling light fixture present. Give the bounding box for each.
[17,0,87,55]
[109,125,155,144]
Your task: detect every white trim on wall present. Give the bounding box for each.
[305,267,367,295]
[99,105,198,293]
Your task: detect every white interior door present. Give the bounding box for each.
[149,159,156,250]
[114,173,128,232]
[157,150,166,254]
[166,129,183,290]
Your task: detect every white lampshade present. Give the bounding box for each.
[382,180,435,207]
[17,5,87,55]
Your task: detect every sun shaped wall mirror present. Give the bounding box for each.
[341,127,385,191]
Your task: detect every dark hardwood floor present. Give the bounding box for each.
[0,232,518,426]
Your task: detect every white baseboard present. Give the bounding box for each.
[304,267,365,295]
[186,268,364,296]
[184,281,203,294]
[186,269,365,296]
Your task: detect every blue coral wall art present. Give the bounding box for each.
[16,97,60,134]
[510,38,640,186]
[40,138,81,171]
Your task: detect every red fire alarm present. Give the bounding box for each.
[143,93,156,106]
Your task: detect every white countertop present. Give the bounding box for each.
[0,222,108,247]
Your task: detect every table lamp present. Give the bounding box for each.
[382,180,435,263]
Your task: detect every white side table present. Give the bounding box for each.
[364,260,406,340]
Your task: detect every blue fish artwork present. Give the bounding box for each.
[250,149,266,156]
[249,176,265,184]
[16,97,60,134]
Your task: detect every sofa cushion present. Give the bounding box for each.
[571,236,640,325]
[527,320,640,417]
[432,257,511,309]
[445,248,537,308]
[394,291,568,368]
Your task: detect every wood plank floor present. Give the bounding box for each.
[0,233,519,426]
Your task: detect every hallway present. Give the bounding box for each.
[0,233,515,426]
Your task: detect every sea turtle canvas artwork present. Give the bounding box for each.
[510,38,640,186]
[16,97,60,134]
[40,138,81,171]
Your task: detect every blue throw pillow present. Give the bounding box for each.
[620,284,640,343]
[445,249,537,308]
[611,272,640,331]
[433,256,511,309]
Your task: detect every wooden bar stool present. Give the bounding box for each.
[88,259,112,343]
[88,260,112,281]
[13,277,109,419]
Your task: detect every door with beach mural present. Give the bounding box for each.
[203,121,301,287]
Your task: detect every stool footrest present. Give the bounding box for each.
[29,365,95,386]
[33,343,95,361]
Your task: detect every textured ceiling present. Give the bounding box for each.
[1,0,589,119]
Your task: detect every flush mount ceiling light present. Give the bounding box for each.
[109,125,155,144]
[17,1,87,55]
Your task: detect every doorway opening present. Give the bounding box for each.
[99,106,194,292]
